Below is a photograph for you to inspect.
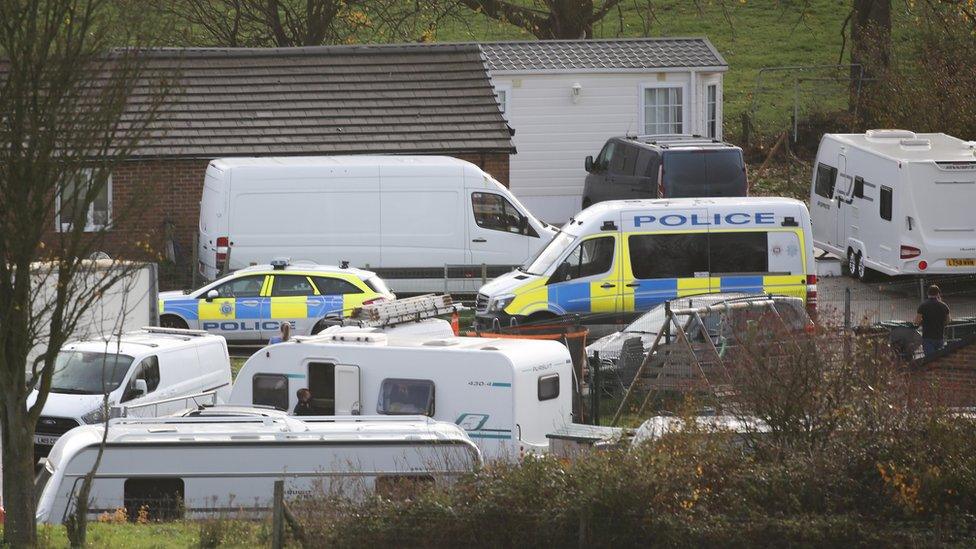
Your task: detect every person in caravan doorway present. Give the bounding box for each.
[915,285,951,358]
[293,388,314,416]
[268,322,291,345]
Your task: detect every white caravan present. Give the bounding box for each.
[198,156,557,293]
[229,333,574,460]
[29,328,232,459]
[35,414,480,524]
[28,260,158,368]
[811,130,976,279]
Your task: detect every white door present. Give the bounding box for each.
[467,191,531,267]
[335,365,361,415]
[834,153,850,247]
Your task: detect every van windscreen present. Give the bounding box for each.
[50,351,135,395]
[663,150,746,198]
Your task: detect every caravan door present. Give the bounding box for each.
[335,365,361,415]
[834,153,852,247]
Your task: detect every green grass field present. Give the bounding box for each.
[430,0,857,140]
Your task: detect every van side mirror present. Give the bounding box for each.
[585,155,594,173]
[134,379,148,397]
[205,289,219,302]
[123,378,148,402]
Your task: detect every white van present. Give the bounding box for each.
[198,156,557,293]
[29,328,232,459]
[229,332,573,461]
[475,197,817,328]
[35,414,480,524]
[811,130,976,280]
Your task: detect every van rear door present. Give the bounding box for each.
[199,166,227,280]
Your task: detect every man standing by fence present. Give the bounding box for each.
[915,285,951,358]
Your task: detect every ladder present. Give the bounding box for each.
[356,294,459,327]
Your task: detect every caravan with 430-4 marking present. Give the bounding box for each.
[158,260,394,342]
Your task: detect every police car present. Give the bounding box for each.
[474,197,816,329]
[159,260,394,342]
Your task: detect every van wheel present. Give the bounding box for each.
[526,312,558,325]
[160,315,188,330]
[847,250,859,280]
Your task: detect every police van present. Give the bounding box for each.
[159,260,394,342]
[474,197,816,328]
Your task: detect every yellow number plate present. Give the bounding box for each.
[947,258,976,267]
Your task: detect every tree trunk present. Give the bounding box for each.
[1,407,38,547]
[543,0,596,39]
[850,0,891,121]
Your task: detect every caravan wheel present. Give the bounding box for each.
[847,250,859,280]
[856,254,874,282]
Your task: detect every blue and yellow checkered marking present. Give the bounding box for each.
[503,227,810,316]
[159,271,380,325]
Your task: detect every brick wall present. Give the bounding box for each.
[66,152,510,289]
[909,339,976,407]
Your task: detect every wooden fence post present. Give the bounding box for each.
[272,480,285,549]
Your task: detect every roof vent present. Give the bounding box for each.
[900,138,931,150]
[866,129,916,140]
[330,333,387,345]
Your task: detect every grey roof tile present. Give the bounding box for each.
[481,37,726,72]
[124,44,512,158]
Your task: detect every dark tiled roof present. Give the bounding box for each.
[128,44,513,158]
[481,38,726,72]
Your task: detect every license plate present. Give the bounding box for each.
[34,434,60,446]
[947,258,976,267]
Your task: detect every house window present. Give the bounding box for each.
[494,85,512,120]
[377,378,434,416]
[56,171,111,232]
[538,374,559,401]
[706,84,718,138]
[253,374,289,410]
[880,186,893,221]
[642,86,684,135]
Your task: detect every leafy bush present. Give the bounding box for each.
[292,333,976,547]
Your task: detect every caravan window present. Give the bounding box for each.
[124,477,184,521]
[378,378,435,416]
[538,374,560,401]
[253,374,289,410]
[853,177,865,199]
[814,163,838,199]
[880,186,893,221]
[709,232,769,275]
[629,234,709,279]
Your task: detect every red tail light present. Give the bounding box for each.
[900,245,921,259]
[215,236,229,270]
[805,274,818,319]
[918,260,928,271]
[362,297,388,306]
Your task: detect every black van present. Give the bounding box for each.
[581,135,747,209]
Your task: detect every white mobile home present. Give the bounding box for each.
[483,38,728,222]
[810,130,976,279]
[35,414,480,524]
[229,332,574,460]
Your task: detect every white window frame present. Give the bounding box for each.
[55,170,112,233]
[706,83,719,138]
[639,82,689,136]
[493,83,512,121]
